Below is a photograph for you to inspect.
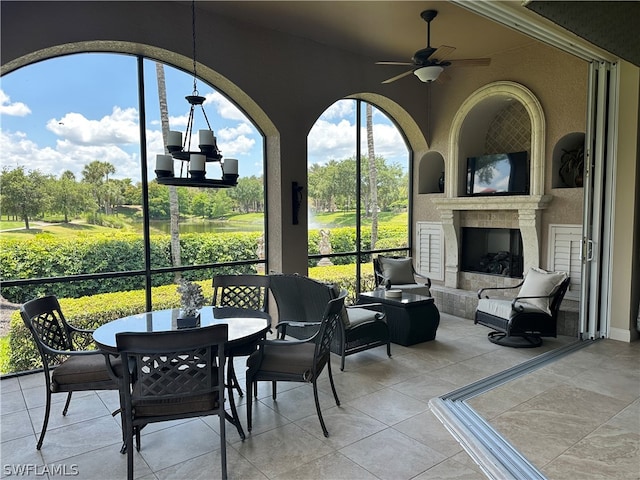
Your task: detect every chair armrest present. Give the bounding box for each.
[413,271,432,287]
[477,281,524,299]
[39,343,103,357]
[67,324,95,334]
[275,321,321,340]
[511,293,554,312]
[347,304,386,321]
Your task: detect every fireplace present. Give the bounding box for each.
[461,227,523,278]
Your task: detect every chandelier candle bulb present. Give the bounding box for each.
[189,154,206,172]
[156,154,174,174]
[199,129,215,146]
[167,131,182,148]
[223,158,238,175]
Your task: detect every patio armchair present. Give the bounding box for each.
[269,273,391,370]
[246,293,346,437]
[475,267,570,347]
[19,295,120,450]
[115,324,229,480]
[373,255,432,296]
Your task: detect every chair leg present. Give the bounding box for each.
[36,388,52,450]
[272,380,277,400]
[62,392,72,416]
[386,339,392,358]
[327,360,340,406]
[126,422,134,480]
[312,380,329,438]
[219,408,227,480]
[228,358,244,397]
[246,378,253,433]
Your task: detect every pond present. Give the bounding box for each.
[149,219,264,234]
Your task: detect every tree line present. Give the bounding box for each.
[1,155,405,228]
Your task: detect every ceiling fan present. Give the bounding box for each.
[377,10,491,84]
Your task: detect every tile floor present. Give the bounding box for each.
[1,313,638,479]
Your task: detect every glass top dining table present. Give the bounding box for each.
[93,306,271,354]
[92,306,270,441]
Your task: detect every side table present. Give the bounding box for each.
[358,290,440,346]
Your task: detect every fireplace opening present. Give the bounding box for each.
[461,227,523,278]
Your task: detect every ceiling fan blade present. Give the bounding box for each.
[432,45,456,61]
[376,61,414,66]
[381,70,414,84]
[448,58,492,67]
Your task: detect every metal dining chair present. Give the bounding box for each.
[115,324,229,480]
[246,292,346,437]
[212,274,270,396]
[19,295,120,450]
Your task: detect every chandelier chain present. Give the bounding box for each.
[191,0,198,95]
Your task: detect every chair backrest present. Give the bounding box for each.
[549,276,571,319]
[373,255,417,287]
[116,324,228,409]
[20,295,74,367]
[312,292,346,374]
[269,274,335,324]
[212,274,270,312]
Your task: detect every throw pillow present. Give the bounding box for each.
[518,267,568,315]
[378,256,416,285]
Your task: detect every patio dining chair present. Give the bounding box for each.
[212,274,271,397]
[19,295,120,450]
[246,292,346,437]
[115,324,229,480]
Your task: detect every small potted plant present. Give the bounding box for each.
[176,279,205,328]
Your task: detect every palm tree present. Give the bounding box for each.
[366,103,379,249]
[156,62,182,281]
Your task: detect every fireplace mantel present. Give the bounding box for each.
[432,194,553,211]
[431,195,554,288]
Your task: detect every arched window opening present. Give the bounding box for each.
[0,53,266,374]
[307,99,411,294]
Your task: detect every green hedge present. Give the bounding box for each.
[4,266,375,375]
[1,227,403,302]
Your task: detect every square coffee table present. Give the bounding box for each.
[358,290,440,346]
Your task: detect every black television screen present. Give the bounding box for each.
[466,151,529,196]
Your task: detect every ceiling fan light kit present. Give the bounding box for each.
[377,9,490,84]
[414,65,443,83]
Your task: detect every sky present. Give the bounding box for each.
[0,53,408,184]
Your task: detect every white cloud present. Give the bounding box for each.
[0,90,31,116]
[0,130,139,181]
[308,118,356,162]
[46,106,139,146]
[205,92,247,122]
[320,100,354,121]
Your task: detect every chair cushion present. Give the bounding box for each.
[133,393,219,417]
[477,298,546,320]
[518,268,568,315]
[330,284,352,328]
[51,353,120,392]
[378,257,416,285]
[249,341,315,377]
[345,307,381,328]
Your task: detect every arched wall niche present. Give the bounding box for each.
[446,81,546,198]
[433,81,552,288]
[417,151,445,194]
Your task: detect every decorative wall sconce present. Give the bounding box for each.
[292,181,303,225]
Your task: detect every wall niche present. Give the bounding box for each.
[418,151,445,194]
[552,132,585,188]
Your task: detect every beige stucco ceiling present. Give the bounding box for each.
[198,1,538,68]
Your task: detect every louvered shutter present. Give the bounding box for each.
[548,224,582,300]
[416,222,444,281]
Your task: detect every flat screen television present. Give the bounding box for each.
[466,151,529,196]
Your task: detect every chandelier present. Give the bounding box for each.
[155,0,238,188]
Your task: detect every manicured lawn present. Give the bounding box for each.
[0,222,125,241]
